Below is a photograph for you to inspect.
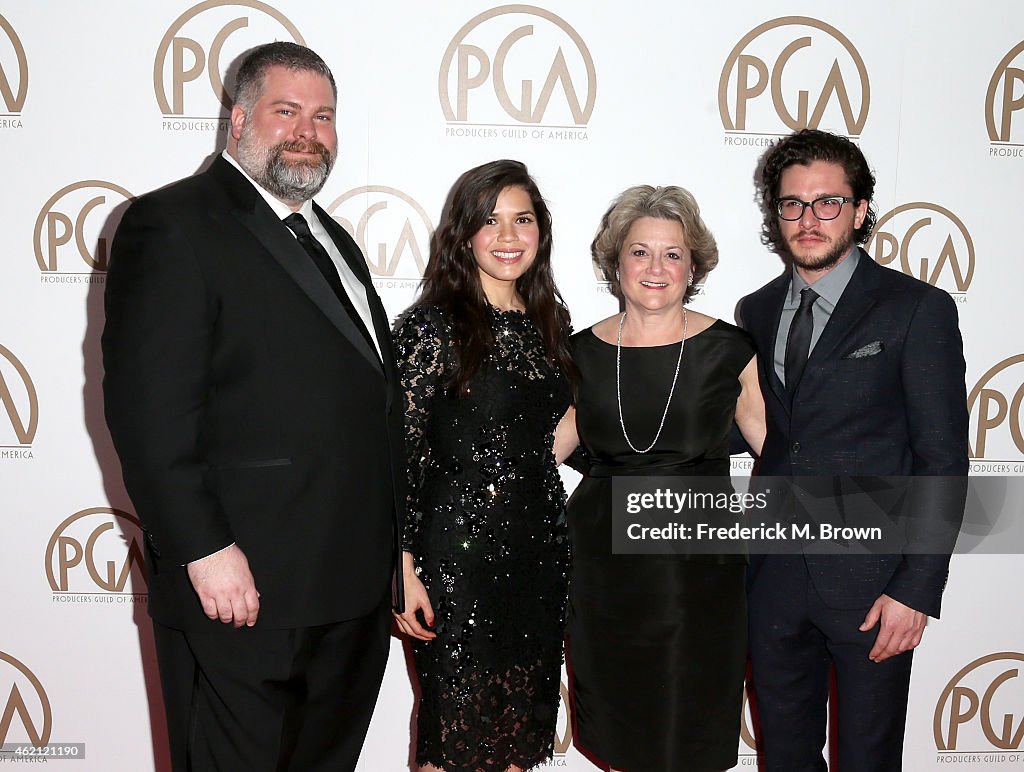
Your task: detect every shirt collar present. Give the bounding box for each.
[222,150,316,223]
[787,246,860,307]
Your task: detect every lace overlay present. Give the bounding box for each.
[394,305,571,772]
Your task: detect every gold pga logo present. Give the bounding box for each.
[33,181,134,275]
[0,14,28,118]
[45,508,146,595]
[867,203,975,298]
[439,5,596,130]
[986,40,1024,148]
[969,355,1024,464]
[719,16,869,141]
[326,186,433,281]
[740,685,758,753]
[554,679,572,755]
[0,344,37,448]
[935,652,1024,752]
[154,0,303,120]
[0,651,51,747]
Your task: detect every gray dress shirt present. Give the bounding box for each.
[773,248,860,386]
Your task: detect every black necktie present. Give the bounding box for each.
[785,286,819,396]
[283,213,376,351]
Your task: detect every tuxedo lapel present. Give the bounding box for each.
[207,159,383,374]
[315,204,396,380]
[366,294,398,388]
[315,203,371,285]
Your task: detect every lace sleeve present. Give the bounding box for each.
[392,306,447,560]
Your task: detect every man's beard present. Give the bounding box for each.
[236,125,335,203]
[788,227,855,273]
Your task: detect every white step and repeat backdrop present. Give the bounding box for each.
[1,1,1022,769]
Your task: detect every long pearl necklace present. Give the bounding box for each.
[616,308,687,454]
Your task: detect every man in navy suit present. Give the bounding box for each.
[738,129,968,771]
[103,42,404,770]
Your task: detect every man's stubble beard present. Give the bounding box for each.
[787,226,856,274]
[236,122,335,204]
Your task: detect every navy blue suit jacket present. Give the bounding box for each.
[738,249,968,617]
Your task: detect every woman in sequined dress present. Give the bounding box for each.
[565,185,766,772]
[392,160,577,772]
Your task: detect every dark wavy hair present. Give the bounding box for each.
[757,129,876,254]
[415,160,575,396]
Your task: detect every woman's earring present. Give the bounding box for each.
[687,273,694,287]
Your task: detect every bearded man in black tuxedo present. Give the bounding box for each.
[103,42,403,771]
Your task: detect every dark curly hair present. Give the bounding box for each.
[414,160,575,396]
[757,129,876,255]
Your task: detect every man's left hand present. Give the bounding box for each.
[860,593,927,663]
[187,544,260,627]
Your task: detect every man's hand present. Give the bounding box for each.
[860,593,927,663]
[187,544,260,627]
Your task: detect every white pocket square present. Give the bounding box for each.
[843,341,884,359]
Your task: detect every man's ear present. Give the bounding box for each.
[853,198,869,230]
[230,105,246,142]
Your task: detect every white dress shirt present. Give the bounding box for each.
[222,151,381,360]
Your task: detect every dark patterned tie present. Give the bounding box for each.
[283,213,376,351]
[785,286,819,397]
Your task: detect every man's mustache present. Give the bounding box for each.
[791,229,828,241]
[276,139,333,163]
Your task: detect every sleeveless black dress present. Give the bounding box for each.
[394,305,571,772]
[567,320,755,772]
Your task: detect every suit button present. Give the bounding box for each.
[792,442,801,453]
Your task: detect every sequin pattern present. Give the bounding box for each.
[394,304,571,772]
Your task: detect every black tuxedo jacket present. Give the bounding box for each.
[102,157,405,630]
[738,250,968,617]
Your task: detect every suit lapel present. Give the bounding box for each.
[208,158,383,374]
[801,249,880,378]
[744,272,789,413]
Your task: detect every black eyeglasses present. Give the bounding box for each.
[775,196,857,221]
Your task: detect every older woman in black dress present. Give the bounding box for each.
[565,185,766,772]
[392,160,576,772]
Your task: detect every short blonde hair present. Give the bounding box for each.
[592,185,719,304]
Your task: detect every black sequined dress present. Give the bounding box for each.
[394,304,571,772]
